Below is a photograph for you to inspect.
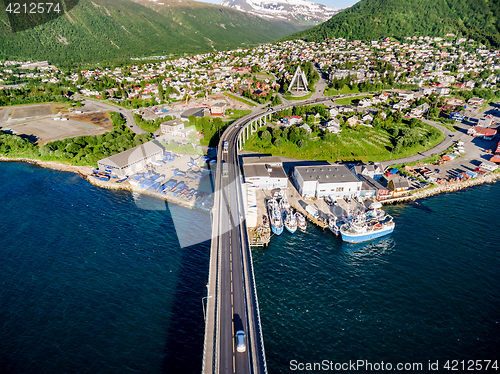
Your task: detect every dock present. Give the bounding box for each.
[246,180,373,246]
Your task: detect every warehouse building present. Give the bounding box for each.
[97,141,163,177]
[292,164,362,199]
[241,156,288,190]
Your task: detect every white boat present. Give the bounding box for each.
[283,208,297,234]
[340,214,395,243]
[267,199,283,235]
[328,216,342,236]
[295,212,307,231]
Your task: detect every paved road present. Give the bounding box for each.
[380,119,463,168]
[206,111,268,374]
[76,96,146,135]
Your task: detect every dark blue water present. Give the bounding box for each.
[253,182,500,373]
[0,162,211,374]
[1,162,499,374]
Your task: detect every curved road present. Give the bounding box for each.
[76,96,146,135]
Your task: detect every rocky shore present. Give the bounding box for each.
[382,170,500,204]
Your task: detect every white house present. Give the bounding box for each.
[393,100,410,110]
[358,97,372,108]
[293,164,362,199]
[350,162,384,179]
[436,87,450,96]
[329,107,339,117]
[322,118,341,133]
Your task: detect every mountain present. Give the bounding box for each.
[282,0,500,47]
[0,0,305,67]
[220,0,348,26]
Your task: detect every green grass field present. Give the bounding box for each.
[226,109,252,119]
[223,93,257,107]
[334,95,372,106]
[243,123,445,163]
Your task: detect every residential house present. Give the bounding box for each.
[436,87,450,96]
[322,118,341,133]
[393,100,410,110]
[468,97,486,106]
[358,97,372,108]
[467,126,497,140]
[388,176,410,193]
[329,107,339,117]
[281,116,303,126]
[350,162,384,179]
[346,115,360,127]
[361,113,373,123]
[299,123,312,134]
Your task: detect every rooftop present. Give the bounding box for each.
[295,164,359,184]
[98,140,163,169]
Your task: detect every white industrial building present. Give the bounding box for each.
[97,141,163,177]
[241,156,288,190]
[292,164,362,199]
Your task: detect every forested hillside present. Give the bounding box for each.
[282,0,500,47]
[0,0,304,68]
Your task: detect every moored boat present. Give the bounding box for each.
[295,212,307,231]
[267,199,283,235]
[340,214,395,243]
[328,216,342,236]
[283,208,297,234]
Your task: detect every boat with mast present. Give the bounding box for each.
[295,212,307,231]
[279,192,296,234]
[267,198,283,235]
[340,203,395,243]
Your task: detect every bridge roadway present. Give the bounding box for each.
[203,93,453,374]
[202,96,343,374]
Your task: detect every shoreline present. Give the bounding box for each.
[0,156,211,214]
[1,156,499,208]
[381,171,500,204]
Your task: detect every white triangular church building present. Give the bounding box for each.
[289,66,308,92]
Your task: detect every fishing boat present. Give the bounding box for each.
[295,212,307,231]
[267,199,283,235]
[340,213,395,243]
[328,216,342,236]
[283,208,297,234]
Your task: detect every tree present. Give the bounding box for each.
[297,139,306,148]
[272,127,282,139]
[392,110,402,123]
[273,138,283,147]
[260,130,271,143]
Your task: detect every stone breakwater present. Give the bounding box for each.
[382,171,500,204]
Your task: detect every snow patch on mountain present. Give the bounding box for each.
[220,0,348,25]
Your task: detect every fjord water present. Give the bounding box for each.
[0,162,211,374]
[254,182,500,372]
[1,162,499,374]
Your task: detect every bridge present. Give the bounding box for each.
[202,97,335,374]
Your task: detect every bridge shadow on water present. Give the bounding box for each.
[161,239,211,374]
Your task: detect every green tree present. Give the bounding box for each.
[260,130,271,143]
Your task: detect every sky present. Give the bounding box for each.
[195,0,360,8]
